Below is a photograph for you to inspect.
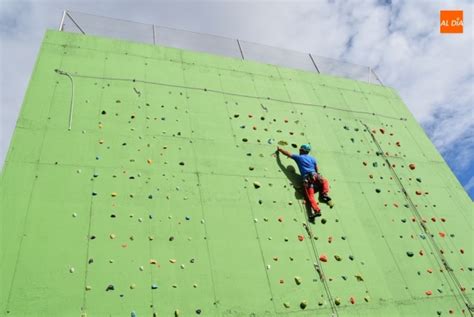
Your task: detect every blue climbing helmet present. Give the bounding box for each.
[300,144,311,153]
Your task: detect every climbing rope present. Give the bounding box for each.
[360,121,473,315]
[54,69,407,131]
[302,220,339,316]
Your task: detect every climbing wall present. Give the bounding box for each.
[1,30,473,317]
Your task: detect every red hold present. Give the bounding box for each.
[409,163,416,170]
[298,235,304,241]
[319,254,328,262]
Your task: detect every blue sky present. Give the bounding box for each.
[0,0,473,199]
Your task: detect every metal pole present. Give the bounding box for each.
[59,10,67,31]
[66,12,86,34]
[309,54,320,74]
[368,67,371,84]
[236,39,245,60]
[152,25,156,45]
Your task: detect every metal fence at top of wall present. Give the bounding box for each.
[59,10,383,85]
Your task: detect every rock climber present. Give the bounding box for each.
[276,144,334,219]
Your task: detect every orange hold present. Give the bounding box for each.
[379,128,385,134]
[409,163,416,170]
[319,254,328,262]
[419,250,424,256]
[431,217,436,222]
[441,217,446,222]
[415,190,422,195]
[460,249,464,254]
[147,159,153,164]
[395,141,401,147]
[349,296,356,304]
[439,232,446,238]
[425,290,432,296]
[278,217,283,222]
[427,268,433,273]
[328,236,333,244]
[298,235,304,241]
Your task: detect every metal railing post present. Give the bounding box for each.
[59,10,67,31]
[236,39,245,60]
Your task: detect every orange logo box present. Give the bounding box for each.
[440,10,463,33]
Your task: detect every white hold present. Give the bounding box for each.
[139,266,144,271]
[254,218,258,223]
[69,267,75,273]
[72,212,77,218]
[138,217,143,222]
[180,264,185,269]
[266,264,271,270]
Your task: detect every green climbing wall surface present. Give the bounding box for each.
[1,30,473,317]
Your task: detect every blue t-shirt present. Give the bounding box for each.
[291,154,317,177]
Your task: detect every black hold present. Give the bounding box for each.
[321,218,327,224]
[88,258,94,264]
[258,200,263,205]
[406,251,414,257]
[148,195,153,199]
[291,143,298,148]
[348,255,354,261]
[110,214,116,218]
[179,162,185,166]
[90,235,96,240]
[375,189,381,193]
[195,309,202,315]
[242,138,248,142]
[92,192,98,196]
[106,284,115,291]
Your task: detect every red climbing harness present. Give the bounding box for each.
[303,172,331,214]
